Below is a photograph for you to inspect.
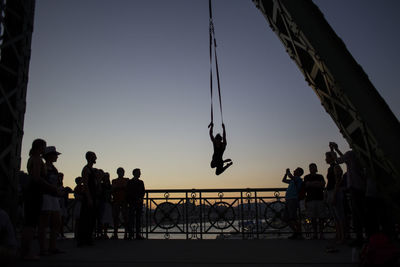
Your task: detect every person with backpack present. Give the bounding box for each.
[282,167,304,240]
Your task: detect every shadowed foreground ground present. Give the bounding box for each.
[18,239,356,267]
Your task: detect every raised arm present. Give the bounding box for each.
[330,142,344,157]
[209,123,214,142]
[286,169,294,179]
[222,123,227,144]
[282,169,291,184]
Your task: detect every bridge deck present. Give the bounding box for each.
[17,238,356,267]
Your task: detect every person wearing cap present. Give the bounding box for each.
[38,146,64,255]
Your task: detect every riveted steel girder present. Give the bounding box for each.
[253,0,400,196]
[0,0,35,222]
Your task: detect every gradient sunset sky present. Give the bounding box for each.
[20,0,400,190]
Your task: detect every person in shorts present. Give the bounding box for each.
[282,167,304,239]
[38,146,63,255]
[304,163,326,239]
[111,168,129,239]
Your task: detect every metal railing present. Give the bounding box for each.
[63,188,338,239]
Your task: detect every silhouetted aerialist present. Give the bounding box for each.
[209,122,232,175]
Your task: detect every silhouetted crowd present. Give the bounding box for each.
[1,138,400,265]
[282,142,399,263]
[5,138,145,262]
[73,161,145,247]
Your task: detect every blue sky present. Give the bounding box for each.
[21,0,399,190]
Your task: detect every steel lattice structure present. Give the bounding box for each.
[0,0,35,221]
[253,0,400,198]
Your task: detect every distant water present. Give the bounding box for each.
[65,220,296,240]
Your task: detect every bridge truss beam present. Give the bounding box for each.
[253,0,400,197]
[0,0,35,222]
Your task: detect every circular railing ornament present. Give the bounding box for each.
[264,201,288,229]
[208,201,235,230]
[153,202,180,230]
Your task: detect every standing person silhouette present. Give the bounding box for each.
[282,167,304,240]
[209,123,232,175]
[21,139,58,260]
[76,151,97,247]
[126,168,145,240]
[73,177,84,240]
[111,167,129,239]
[38,146,63,255]
[98,172,112,239]
[329,142,366,246]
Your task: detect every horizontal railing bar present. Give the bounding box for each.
[145,188,287,193]
[146,197,282,200]
[61,187,345,240]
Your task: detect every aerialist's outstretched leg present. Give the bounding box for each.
[215,161,233,176]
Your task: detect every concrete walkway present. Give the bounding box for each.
[17,239,357,267]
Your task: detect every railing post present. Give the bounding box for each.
[185,191,189,240]
[199,191,203,240]
[255,191,259,239]
[240,191,244,239]
[145,191,149,239]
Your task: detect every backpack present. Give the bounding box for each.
[297,181,306,201]
[294,178,306,201]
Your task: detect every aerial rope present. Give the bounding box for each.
[208,0,233,175]
[208,0,224,129]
